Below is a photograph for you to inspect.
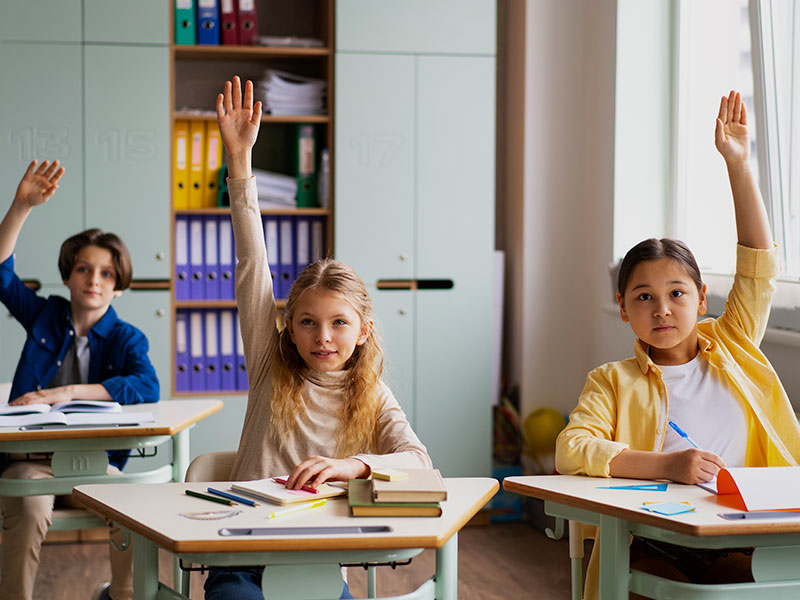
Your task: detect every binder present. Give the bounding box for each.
[295,124,317,207]
[311,216,325,262]
[218,215,235,300]
[237,0,258,45]
[173,120,190,209]
[235,312,248,390]
[174,216,190,300]
[174,0,196,45]
[204,216,220,300]
[204,310,221,391]
[264,216,279,294]
[197,0,220,46]
[217,164,230,207]
[189,216,205,299]
[175,310,190,392]
[295,217,311,277]
[219,309,236,391]
[189,311,205,391]
[278,216,295,299]
[204,123,223,207]
[220,0,238,45]
[189,120,206,209]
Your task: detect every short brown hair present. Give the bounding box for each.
[618,238,703,296]
[58,228,132,290]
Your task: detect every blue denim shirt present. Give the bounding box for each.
[0,254,159,469]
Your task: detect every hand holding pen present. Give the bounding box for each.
[666,421,726,484]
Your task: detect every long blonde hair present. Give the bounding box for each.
[270,259,384,457]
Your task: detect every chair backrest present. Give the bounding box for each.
[0,382,11,405]
[185,450,237,482]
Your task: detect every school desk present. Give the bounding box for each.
[504,474,800,599]
[73,477,499,600]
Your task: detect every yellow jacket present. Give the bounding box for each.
[555,245,800,599]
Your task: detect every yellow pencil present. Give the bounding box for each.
[267,498,327,519]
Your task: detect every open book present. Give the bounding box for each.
[0,401,153,428]
[231,477,347,505]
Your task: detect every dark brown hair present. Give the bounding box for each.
[617,238,703,296]
[58,228,132,290]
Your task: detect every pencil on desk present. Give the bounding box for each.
[185,489,237,506]
[207,487,259,507]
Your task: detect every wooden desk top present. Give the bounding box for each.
[0,399,223,441]
[74,477,499,553]
[505,475,800,537]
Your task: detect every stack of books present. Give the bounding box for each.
[349,469,447,517]
[257,69,326,116]
[252,168,297,209]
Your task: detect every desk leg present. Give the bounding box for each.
[367,566,377,598]
[132,531,159,600]
[172,428,191,483]
[434,533,457,600]
[597,514,629,600]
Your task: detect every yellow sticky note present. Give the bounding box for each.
[372,469,408,482]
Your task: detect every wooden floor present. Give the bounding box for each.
[34,521,576,599]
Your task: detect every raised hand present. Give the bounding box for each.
[715,90,749,165]
[215,76,261,178]
[14,160,65,209]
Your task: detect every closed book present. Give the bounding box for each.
[230,478,346,505]
[371,469,447,503]
[349,479,441,517]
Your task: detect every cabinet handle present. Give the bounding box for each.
[398,308,407,316]
[155,252,165,261]
[155,309,166,317]
[376,279,454,291]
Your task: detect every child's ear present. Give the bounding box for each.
[357,319,374,346]
[697,283,708,316]
[616,291,629,323]
[285,318,296,343]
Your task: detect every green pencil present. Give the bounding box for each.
[185,489,237,506]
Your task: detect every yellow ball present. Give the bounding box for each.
[523,408,567,456]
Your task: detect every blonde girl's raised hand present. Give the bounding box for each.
[14,160,65,209]
[215,75,262,179]
[714,90,750,166]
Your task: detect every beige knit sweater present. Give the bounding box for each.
[227,178,432,481]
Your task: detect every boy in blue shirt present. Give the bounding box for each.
[0,160,159,600]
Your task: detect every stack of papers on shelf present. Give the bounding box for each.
[0,401,154,427]
[252,168,297,209]
[349,479,442,517]
[256,69,326,116]
[257,36,324,48]
[231,477,347,505]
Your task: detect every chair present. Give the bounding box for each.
[547,518,590,600]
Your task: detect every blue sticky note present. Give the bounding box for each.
[597,483,668,492]
[642,501,695,516]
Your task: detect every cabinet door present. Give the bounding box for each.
[0,1,81,43]
[84,45,170,279]
[337,0,495,55]
[84,0,169,44]
[371,291,415,425]
[0,43,84,284]
[111,290,170,399]
[414,56,495,477]
[334,53,415,284]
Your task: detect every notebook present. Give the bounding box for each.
[231,477,347,505]
[349,479,441,517]
[714,467,800,512]
[0,401,153,427]
[371,468,447,503]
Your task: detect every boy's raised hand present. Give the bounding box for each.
[715,90,750,165]
[216,76,261,178]
[14,160,65,209]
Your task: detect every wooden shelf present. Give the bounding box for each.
[173,112,329,124]
[173,45,331,60]
[174,207,330,216]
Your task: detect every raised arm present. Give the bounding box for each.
[0,160,65,263]
[215,76,262,179]
[715,90,772,250]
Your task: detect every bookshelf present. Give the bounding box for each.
[170,0,334,398]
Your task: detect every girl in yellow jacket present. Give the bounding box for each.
[556,90,800,597]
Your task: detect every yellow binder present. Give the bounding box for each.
[173,120,190,209]
[203,122,223,208]
[189,119,206,209]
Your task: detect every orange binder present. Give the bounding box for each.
[173,120,190,209]
[189,120,206,209]
[203,122,223,207]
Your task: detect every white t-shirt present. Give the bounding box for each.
[659,353,748,467]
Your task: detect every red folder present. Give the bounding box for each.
[237,0,258,45]
[220,0,238,45]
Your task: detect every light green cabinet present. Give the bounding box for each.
[335,1,496,477]
[84,45,170,279]
[84,0,169,44]
[0,1,81,43]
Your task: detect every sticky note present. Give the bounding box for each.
[372,469,408,482]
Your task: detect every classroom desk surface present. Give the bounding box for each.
[505,475,800,599]
[74,477,499,600]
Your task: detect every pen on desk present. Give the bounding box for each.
[272,476,319,495]
[668,421,701,449]
[267,498,327,519]
[185,489,237,506]
[207,487,259,507]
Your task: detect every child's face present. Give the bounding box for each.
[617,258,707,365]
[286,288,373,372]
[64,245,121,314]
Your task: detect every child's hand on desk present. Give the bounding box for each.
[14,160,65,209]
[286,456,370,490]
[664,448,726,485]
[10,386,71,406]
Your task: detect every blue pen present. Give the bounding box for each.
[207,487,259,507]
[668,421,701,449]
